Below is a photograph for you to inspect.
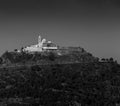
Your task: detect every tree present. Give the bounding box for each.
[109,57,114,62]
[14,49,18,52]
[101,58,106,62]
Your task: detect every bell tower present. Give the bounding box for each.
[38,35,41,44]
[38,35,42,47]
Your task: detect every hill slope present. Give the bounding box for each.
[0,62,119,105]
[0,47,98,65]
[0,47,119,105]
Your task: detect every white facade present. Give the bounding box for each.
[23,35,58,52]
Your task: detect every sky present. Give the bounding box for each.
[0,0,120,62]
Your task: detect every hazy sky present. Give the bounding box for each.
[0,0,120,62]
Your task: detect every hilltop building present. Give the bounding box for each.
[23,35,58,52]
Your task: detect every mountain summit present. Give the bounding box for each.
[0,36,98,65]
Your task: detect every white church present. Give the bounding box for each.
[23,36,58,52]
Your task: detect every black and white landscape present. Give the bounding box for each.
[0,0,120,105]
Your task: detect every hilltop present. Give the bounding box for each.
[0,46,98,66]
[0,35,99,66]
[0,36,119,105]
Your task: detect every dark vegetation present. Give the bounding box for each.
[0,47,97,65]
[0,48,119,105]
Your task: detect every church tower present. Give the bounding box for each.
[38,35,42,47]
[38,35,41,44]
